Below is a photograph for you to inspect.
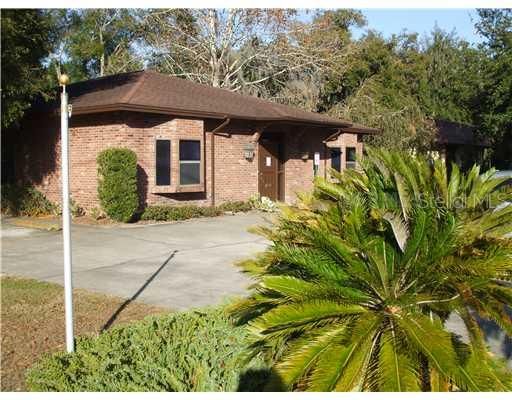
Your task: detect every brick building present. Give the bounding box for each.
[9,70,378,212]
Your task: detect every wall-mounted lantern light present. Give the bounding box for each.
[244,142,255,160]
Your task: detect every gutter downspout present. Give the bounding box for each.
[322,128,342,180]
[210,117,231,206]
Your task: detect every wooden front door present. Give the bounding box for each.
[258,140,279,200]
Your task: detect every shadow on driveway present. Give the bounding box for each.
[101,250,177,332]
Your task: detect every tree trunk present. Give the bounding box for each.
[99,29,105,77]
[207,9,221,87]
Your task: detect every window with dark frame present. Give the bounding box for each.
[346,147,357,169]
[330,147,341,172]
[179,140,201,185]
[155,139,171,186]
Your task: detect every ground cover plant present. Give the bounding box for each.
[27,307,268,392]
[232,148,512,391]
[1,276,166,391]
[1,184,57,216]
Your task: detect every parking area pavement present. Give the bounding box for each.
[1,212,270,310]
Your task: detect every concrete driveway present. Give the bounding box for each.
[1,212,269,310]
[1,212,510,365]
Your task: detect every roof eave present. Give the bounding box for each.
[436,140,491,148]
[69,103,355,129]
[341,126,381,135]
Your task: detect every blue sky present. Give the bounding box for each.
[352,9,482,44]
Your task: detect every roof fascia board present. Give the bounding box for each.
[341,126,380,135]
[69,103,355,128]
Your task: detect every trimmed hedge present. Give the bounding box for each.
[141,205,221,221]
[26,308,268,392]
[97,148,138,222]
[140,201,253,222]
[1,184,56,216]
[217,200,253,213]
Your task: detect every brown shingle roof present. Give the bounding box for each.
[58,70,378,133]
[435,119,490,147]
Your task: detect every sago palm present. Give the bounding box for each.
[232,149,512,391]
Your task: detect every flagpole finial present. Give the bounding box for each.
[59,74,70,86]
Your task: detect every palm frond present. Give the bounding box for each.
[306,314,381,391]
[383,211,409,252]
[397,312,489,391]
[272,244,350,283]
[260,275,371,304]
[447,163,461,209]
[269,324,348,391]
[377,330,420,391]
[250,300,366,335]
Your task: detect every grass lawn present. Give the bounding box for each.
[1,275,168,392]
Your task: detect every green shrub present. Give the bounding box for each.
[141,205,221,221]
[199,206,222,218]
[1,184,56,216]
[97,148,138,222]
[140,202,253,222]
[26,307,268,392]
[139,205,169,221]
[217,201,253,213]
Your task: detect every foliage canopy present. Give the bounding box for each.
[1,9,56,129]
[2,8,511,165]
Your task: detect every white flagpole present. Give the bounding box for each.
[60,74,74,353]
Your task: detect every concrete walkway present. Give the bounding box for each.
[1,212,269,310]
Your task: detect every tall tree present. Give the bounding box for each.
[474,9,512,169]
[1,9,56,128]
[141,9,295,91]
[54,9,142,81]
[421,27,482,124]
[141,9,350,97]
[323,31,436,151]
[270,9,367,109]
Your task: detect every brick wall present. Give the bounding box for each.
[283,128,327,203]
[282,131,363,203]
[211,129,259,204]
[123,112,210,207]
[15,112,364,212]
[15,114,61,205]
[16,112,261,211]
[325,133,364,170]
